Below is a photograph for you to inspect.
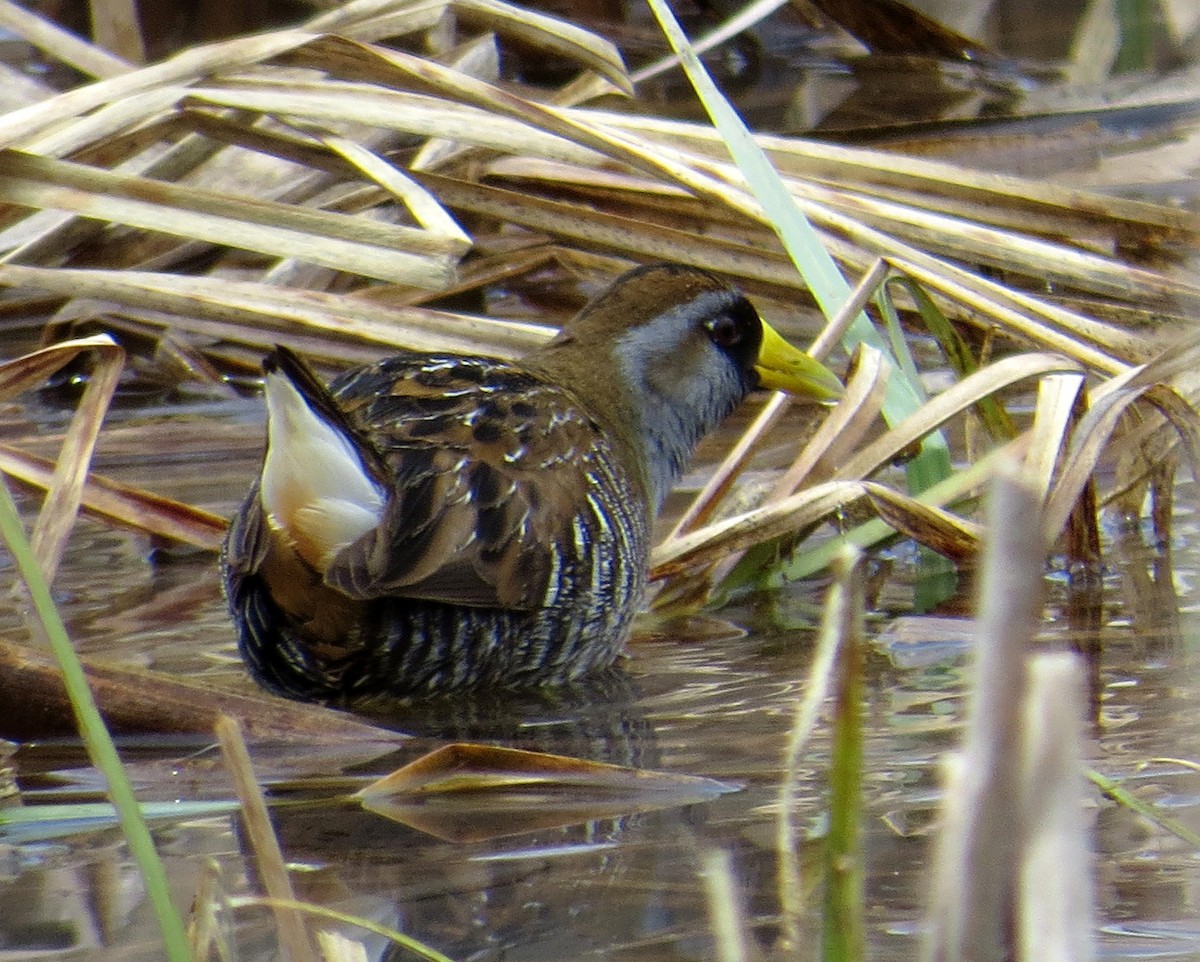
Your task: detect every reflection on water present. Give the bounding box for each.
[0,401,1198,961]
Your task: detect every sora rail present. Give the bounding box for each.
[222,263,842,700]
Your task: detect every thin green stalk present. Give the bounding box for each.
[1114,0,1155,73]
[873,282,958,610]
[777,545,858,948]
[234,897,458,962]
[821,554,865,962]
[876,284,929,408]
[1086,768,1200,849]
[0,475,192,961]
[888,275,1016,443]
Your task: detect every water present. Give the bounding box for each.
[0,393,1198,960]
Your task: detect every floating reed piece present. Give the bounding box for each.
[923,461,1096,962]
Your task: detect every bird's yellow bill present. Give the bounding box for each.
[754,322,843,401]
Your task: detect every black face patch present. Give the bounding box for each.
[703,294,763,376]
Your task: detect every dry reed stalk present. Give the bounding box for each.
[702,847,753,962]
[0,0,131,78]
[88,0,146,64]
[924,461,1044,962]
[0,445,228,551]
[0,335,125,582]
[923,461,1100,962]
[216,714,319,962]
[1019,654,1096,962]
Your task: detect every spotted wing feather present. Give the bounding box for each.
[319,353,625,611]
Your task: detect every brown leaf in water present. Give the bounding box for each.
[356,743,738,842]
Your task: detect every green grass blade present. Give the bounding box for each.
[646,0,953,594]
[0,476,193,962]
[876,284,929,406]
[873,278,954,500]
[643,0,931,437]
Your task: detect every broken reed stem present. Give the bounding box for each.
[188,858,226,962]
[28,342,124,582]
[215,714,319,962]
[808,257,890,361]
[1062,384,1102,567]
[777,544,862,950]
[88,0,146,64]
[1019,654,1096,962]
[924,460,1044,962]
[922,464,1100,962]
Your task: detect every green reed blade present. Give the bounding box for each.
[0,475,192,962]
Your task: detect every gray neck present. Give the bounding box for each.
[612,324,748,513]
[635,400,715,512]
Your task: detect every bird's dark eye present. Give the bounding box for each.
[706,314,744,348]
